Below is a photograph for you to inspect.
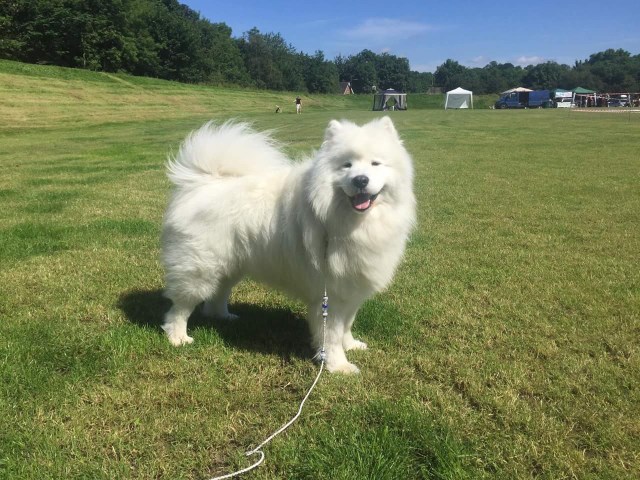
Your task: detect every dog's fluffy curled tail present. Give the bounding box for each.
[167,121,290,187]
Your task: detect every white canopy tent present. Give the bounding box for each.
[444,87,473,109]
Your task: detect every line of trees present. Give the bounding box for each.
[435,50,640,94]
[1,0,639,94]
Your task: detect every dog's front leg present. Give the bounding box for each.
[307,298,360,374]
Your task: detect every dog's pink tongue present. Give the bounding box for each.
[352,194,371,211]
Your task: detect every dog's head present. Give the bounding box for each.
[307,117,414,222]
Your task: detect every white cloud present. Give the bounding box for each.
[515,55,545,66]
[343,18,434,41]
[469,55,490,66]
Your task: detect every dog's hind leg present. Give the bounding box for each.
[202,276,239,320]
[162,269,217,345]
[162,298,200,346]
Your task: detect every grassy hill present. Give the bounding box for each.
[0,59,496,131]
[1,60,638,479]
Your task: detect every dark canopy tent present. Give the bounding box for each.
[372,89,407,111]
[572,86,597,107]
[572,87,596,94]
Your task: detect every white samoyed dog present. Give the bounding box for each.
[161,117,416,373]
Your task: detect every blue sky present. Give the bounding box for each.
[182,0,639,73]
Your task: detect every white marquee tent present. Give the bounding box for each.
[444,87,473,109]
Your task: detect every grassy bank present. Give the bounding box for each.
[0,59,495,130]
[1,60,639,479]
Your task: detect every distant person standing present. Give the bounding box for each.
[295,96,302,114]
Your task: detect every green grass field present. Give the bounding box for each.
[1,59,639,479]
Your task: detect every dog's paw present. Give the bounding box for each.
[344,339,368,351]
[162,325,194,346]
[326,361,360,375]
[167,332,194,346]
[220,313,239,321]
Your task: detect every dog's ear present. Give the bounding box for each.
[324,120,343,141]
[379,116,398,137]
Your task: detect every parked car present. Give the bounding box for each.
[495,90,551,109]
[607,98,628,107]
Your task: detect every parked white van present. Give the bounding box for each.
[554,92,574,108]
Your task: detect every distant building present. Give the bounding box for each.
[339,82,354,95]
[427,86,443,95]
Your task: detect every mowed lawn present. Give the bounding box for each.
[1,61,639,479]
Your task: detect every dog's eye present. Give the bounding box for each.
[372,161,381,166]
[343,162,352,169]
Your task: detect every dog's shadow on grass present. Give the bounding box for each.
[118,289,311,361]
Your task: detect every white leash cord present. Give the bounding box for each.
[207,289,328,480]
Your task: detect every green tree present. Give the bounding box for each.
[0,0,33,59]
[3,0,134,71]
[434,59,466,91]
[586,49,637,91]
[479,61,523,94]
[406,71,434,93]
[302,51,339,93]
[522,61,570,90]
[336,50,378,93]
[375,53,410,91]
[237,28,304,90]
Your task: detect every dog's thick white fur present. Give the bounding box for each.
[161,117,416,373]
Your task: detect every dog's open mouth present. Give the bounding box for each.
[350,192,379,212]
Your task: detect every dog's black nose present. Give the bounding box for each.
[352,175,369,189]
